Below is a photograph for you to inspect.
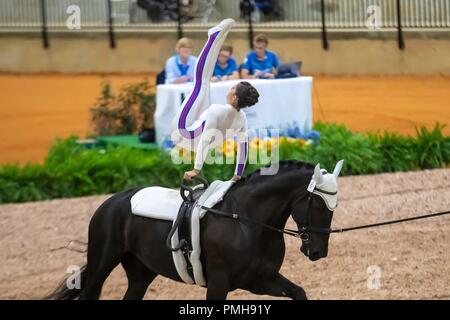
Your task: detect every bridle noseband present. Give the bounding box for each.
[293,187,336,245]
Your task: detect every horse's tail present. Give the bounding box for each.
[43,264,87,300]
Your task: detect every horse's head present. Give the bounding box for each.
[292,160,344,261]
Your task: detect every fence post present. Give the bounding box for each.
[320,0,329,50]
[39,0,49,48]
[241,0,254,49]
[106,0,116,48]
[176,0,183,39]
[396,0,405,50]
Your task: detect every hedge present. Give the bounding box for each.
[0,123,448,204]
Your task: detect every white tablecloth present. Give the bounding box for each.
[155,77,313,146]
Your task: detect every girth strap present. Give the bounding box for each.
[166,200,196,281]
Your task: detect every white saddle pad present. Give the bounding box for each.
[131,186,183,221]
[130,180,235,286]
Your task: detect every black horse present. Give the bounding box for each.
[46,160,342,300]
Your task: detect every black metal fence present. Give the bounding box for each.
[1,0,449,50]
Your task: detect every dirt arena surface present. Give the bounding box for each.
[1,168,449,300]
[0,74,449,165]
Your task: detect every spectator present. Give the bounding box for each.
[212,44,239,82]
[241,34,279,79]
[240,0,283,22]
[165,37,197,84]
[137,0,194,23]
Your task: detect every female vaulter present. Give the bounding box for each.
[171,19,260,182]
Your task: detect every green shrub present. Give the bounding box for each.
[90,80,155,136]
[0,123,449,204]
[368,132,416,172]
[307,123,383,175]
[414,123,450,169]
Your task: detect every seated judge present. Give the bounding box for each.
[241,34,280,79]
[165,37,198,84]
[211,44,239,82]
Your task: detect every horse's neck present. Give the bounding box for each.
[232,173,308,229]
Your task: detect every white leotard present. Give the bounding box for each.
[171,19,248,177]
[192,103,248,176]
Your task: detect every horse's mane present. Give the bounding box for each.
[236,160,315,185]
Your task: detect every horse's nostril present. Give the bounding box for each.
[311,250,321,259]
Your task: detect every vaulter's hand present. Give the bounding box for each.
[230,175,242,182]
[184,169,200,181]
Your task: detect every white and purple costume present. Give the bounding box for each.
[171,19,248,177]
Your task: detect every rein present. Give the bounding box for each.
[185,176,450,241]
[199,187,332,240]
[199,205,301,238]
[329,210,450,234]
[200,197,450,239]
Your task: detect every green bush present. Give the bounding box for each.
[90,80,156,136]
[307,123,383,175]
[368,131,416,173]
[0,123,449,204]
[414,123,450,169]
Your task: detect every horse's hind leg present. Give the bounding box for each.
[121,253,157,300]
[79,238,122,299]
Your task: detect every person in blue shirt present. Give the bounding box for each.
[241,34,280,79]
[165,37,198,84]
[212,44,239,82]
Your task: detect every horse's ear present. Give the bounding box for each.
[333,159,344,178]
[313,163,324,184]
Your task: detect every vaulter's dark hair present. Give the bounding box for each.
[235,81,260,109]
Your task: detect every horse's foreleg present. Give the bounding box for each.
[244,273,307,300]
[205,269,230,300]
